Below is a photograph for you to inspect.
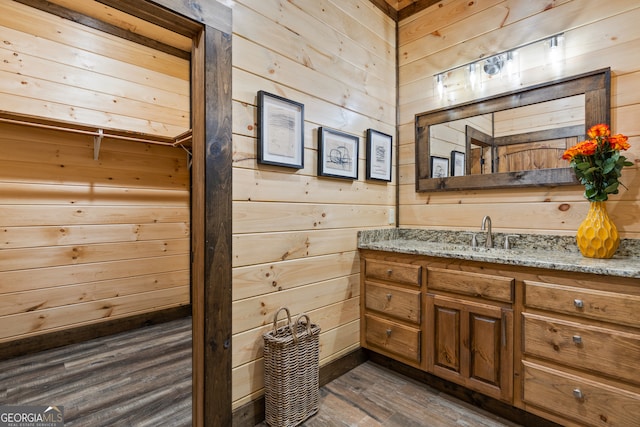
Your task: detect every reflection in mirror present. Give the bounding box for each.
[429,95,585,176]
[415,69,610,192]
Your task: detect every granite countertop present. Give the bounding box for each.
[358,228,640,279]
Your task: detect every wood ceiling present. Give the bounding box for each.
[371,0,439,21]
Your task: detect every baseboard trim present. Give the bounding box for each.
[232,347,368,427]
[0,305,191,360]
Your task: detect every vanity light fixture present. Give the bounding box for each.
[546,34,565,70]
[467,63,480,90]
[432,33,564,101]
[435,73,445,99]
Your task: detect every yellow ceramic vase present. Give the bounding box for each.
[576,201,620,258]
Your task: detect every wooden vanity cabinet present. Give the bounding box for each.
[426,267,514,403]
[360,251,515,401]
[359,249,640,426]
[521,279,640,427]
[360,257,423,368]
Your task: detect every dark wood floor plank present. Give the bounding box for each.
[1,317,524,426]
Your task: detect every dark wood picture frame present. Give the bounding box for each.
[318,127,359,180]
[257,90,304,169]
[430,156,449,178]
[451,150,465,176]
[366,129,393,182]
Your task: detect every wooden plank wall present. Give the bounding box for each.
[0,0,191,343]
[0,0,190,138]
[398,0,640,238]
[0,123,191,342]
[229,0,396,409]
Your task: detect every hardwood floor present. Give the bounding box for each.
[259,362,521,427]
[1,317,521,426]
[0,318,192,426]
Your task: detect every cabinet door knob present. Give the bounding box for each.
[386,269,393,275]
[572,335,582,345]
[573,388,584,399]
[573,299,584,308]
[386,329,392,337]
[386,293,392,301]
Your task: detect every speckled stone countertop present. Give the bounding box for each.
[358,228,640,279]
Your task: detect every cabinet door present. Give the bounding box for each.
[426,294,513,402]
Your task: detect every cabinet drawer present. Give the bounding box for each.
[522,361,640,427]
[427,267,514,303]
[523,313,640,385]
[365,282,421,324]
[365,259,421,287]
[365,314,420,363]
[524,280,640,327]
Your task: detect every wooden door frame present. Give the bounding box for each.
[5,0,233,424]
[107,1,233,425]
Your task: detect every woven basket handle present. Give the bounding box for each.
[272,307,297,342]
[296,313,312,335]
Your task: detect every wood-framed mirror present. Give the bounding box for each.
[415,68,611,192]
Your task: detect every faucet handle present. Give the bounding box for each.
[504,234,519,250]
[463,232,478,248]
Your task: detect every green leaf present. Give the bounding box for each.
[575,161,592,170]
[602,158,616,174]
[604,181,619,194]
[584,186,597,199]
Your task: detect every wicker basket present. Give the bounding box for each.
[263,307,321,427]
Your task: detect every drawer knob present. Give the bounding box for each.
[573,388,584,400]
[573,299,584,309]
[386,269,393,275]
[386,293,392,301]
[386,329,392,337]
[572,335,582,345]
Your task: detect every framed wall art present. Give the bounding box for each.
[451,150,466,176]
[318,127,359,179]
[257,90,304,169]
[365,129,392,182]
[430,156,449,178]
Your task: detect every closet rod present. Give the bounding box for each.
[0,116,181,147]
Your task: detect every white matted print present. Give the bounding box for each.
[430,156,449,178]
[318,127,359,179]
[257,90,304,169]
[366,129,392,181]
[451,150,466,176]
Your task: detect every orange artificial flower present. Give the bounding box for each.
[562,139,597,160]
[563,123,632,202]
[609,133,630,151]
[587,123,610,139]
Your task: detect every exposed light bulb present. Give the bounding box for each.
[468,64,477,90]
[435,74,445,99]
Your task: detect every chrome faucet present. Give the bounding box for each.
[481,215,493,248]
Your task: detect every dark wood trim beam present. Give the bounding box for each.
[367,0,442,22]
[95,0,203,37]
[190,28,206,427]
[203,26,233,426]
[397,0,441,22]
[368,0,397,21]
[144,0,232,35]
[0,306,191,361]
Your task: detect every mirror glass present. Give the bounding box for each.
[429,95,584,176]
[415,69,610,192]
